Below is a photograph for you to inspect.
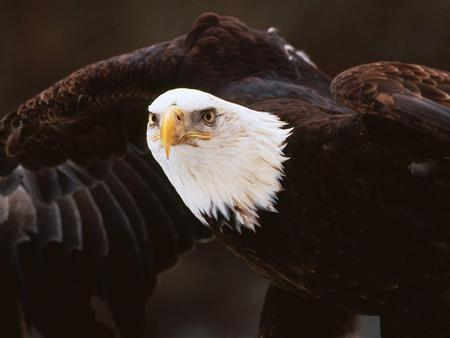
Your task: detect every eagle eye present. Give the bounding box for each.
[201,109,216,125]
[148,112,158,126]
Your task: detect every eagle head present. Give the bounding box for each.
[147,88,291,231]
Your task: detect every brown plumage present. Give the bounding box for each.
[332,61,450,141]
[0,12,449,338]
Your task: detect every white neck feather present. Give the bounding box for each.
[148,92,292,231]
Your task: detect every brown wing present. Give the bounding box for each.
[331,61,450,141]
[0,27,197,338]
[331,61,450,241]
[0,12,327,338]
[1,12,315,174]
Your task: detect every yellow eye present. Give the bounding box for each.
[148,113,158,126]
[201,110,216,124]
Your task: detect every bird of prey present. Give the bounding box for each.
[0,12,449,338]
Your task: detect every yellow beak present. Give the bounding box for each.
[160,105,184,159]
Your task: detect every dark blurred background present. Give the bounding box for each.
[1,1,449,337]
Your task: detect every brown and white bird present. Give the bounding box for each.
[0,12,449,338]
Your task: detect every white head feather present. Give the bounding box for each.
[147,88,292,231]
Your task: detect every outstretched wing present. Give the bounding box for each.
[0,13,325,338]
[330,61,450,242]
[0,41,206,338]
[331,61,450,239]
[331,61,450,141]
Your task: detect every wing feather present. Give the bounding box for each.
[57,196,82,253]
[22,167,61,203]
[72,187,108,257]
[34,201,62,248]
[112,157,179,273]
[331,61,450,141]
[2,187,37,249]
[0,170,21,196]
[104,171,150,257]
[124,150,203,249]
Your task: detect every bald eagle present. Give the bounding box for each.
[0,12,449,338]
